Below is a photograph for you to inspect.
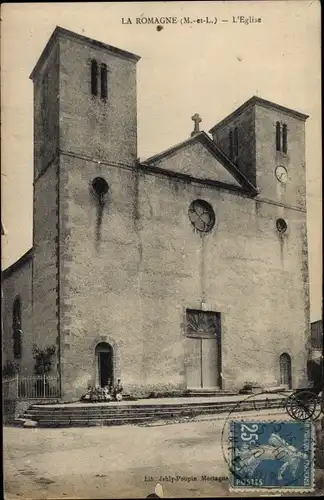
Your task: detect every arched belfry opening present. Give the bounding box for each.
[95,342,114,387]
[279,352,292,389]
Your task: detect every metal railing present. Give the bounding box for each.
[2,374,60,399]
[2,376,18,400]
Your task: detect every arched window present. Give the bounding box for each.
[100,63,108,100]
[279,353,292,388]
[282,124,288,154]
[229,130,233,159]
[12,297,22,359]
[91,59,98,96]
[233,127,239,157]
[276,121,281,151]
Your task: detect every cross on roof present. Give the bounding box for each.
[191,113,202,136]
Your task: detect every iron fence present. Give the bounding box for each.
[2,374,60,399]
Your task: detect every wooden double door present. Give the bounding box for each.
[185,310,221,390]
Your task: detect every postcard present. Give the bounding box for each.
[1,1,322,498]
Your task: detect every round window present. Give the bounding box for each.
[92,177,109,196]
[188,200,216,233]
[276,218,288,233]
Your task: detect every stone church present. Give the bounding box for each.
[2,26,311,400]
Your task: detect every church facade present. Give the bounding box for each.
[2,27,311,400]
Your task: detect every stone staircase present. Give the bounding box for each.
[186,390,234,397]
[19,394,287,427]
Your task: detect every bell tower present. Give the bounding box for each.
[209,96,309,210]
[29,27,141,397]
[31,26,140,176]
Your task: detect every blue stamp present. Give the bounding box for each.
[229,421,315,491]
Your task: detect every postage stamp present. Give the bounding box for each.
[229,420,315,492]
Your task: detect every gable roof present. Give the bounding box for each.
[2,248,33,279]
[209,96,309,133]
[142,131,258,194]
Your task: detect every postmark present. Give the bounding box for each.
[220,389,288,467]
[228,420,315,492]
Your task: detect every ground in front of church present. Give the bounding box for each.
[4,409,323,498]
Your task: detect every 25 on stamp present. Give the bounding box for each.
[229,420,314,492]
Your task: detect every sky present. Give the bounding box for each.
[1,1,322,320]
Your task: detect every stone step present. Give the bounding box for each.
[28,406,286,428]
[24,403,232,414]
[23,407,228,421]
[20,398,286,427]
[188,391,235,394]
[33,405,285,425]
[27,402,236,411]
[25,397,285,412]
[36,415,164,427]
[23,400,285,419]
[24,398,285,415]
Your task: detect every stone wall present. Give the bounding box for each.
[3,398,59,424]
[58,157,142,399]
[137,169,309,392]
[32,163,59,370]
[57,152,309,398]
[59,34,138,167]
[31,36,61,375]
[33,42,59,180]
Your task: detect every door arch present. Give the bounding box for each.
[279,353,292,388]
[95,342,113,387]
